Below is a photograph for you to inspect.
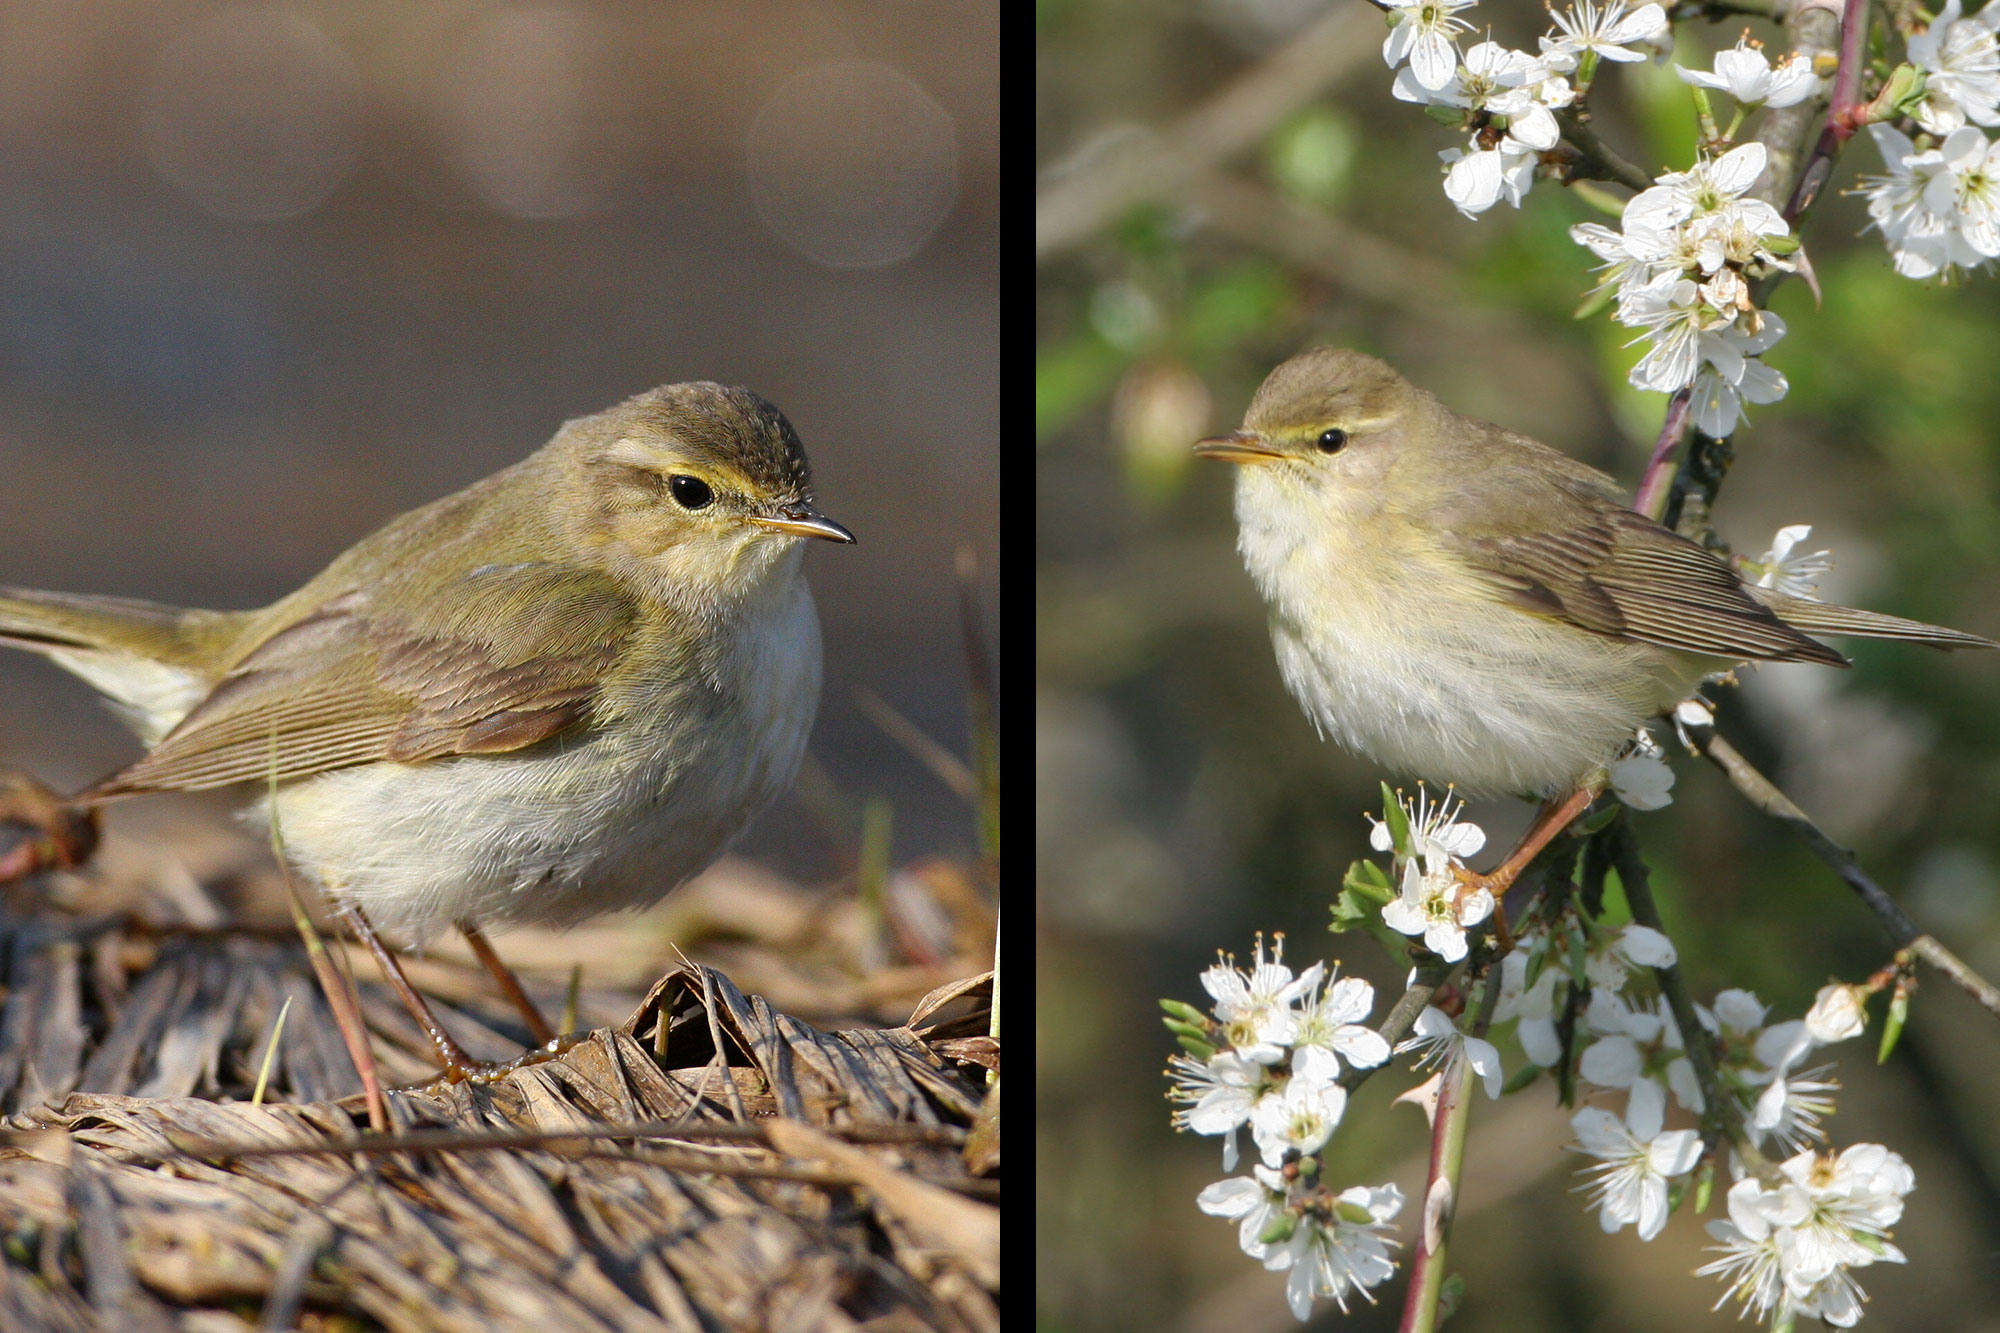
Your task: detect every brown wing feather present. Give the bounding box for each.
[84,565,634,797]
[1437,437,1847,668]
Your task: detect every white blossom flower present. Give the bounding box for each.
[1743,523,1832,599]
[1494,943,1563,1065]
[1619,272,1730,392]
[1938,124,2000,257]
[1618,269,1789,403]
[1383,0,1478,92]
[1251,1071,1350,1167]
[1675,39,1822,108]
[1202,936,1324,1063]
[1908,0,2000,134]
[1579,990,1703,1111]
[1749,1021,1838,1152]
[1440,136,1540,217]
[1623,142,1787,245]
[1396,1005,1504,1099]
[1752,1060,1839,1154]
[1860,123,1988,279]
[1381,855,1494,961]
[1198,1165,1293,1262]
[1170,1050,1275,1170]
[1804,982,1870,1044]
[1292,973,1392,1081]
[1783,1142,1915,1271]
[1753,1017,1813,1076]
[1705,1144,1914,1325]
[1370,785,1485,866]
[1569,1080,1703,1240]
[1374,790,1493,960]
[1570,218,1675,301]
[1700,1177,1826,1326]
[1543,0,1668,67]
[1699,987,1769,1039]
[1275,1184,1405,1318]
[1688,311,1789,436]
[1583,922,1678,989]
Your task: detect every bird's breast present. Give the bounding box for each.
[1237,504,1688,795]
[263,570,824,938]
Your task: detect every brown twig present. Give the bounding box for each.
[1559,109,1655,193]
[1697,732,2000,1020]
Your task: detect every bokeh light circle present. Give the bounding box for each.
[744,62,959,270]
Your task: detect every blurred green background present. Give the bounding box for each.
[1037,2,2000,1330]
[0,0,996,882]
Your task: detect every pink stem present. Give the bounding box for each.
[1630,387,1693,521]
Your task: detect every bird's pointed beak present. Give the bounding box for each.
[748,502,856,544]
[1193,430,1283,464]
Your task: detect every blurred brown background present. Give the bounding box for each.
[1039,2,2000,1330]
[0,1,996,897]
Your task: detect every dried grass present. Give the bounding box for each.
[0,863,998,1332]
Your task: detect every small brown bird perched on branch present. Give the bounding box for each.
[1198,348,1994,906]
[0,382,853,1076]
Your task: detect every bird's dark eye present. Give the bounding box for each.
[1317,428,1348,454]
[668,474,713,509]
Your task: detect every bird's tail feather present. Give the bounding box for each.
[0,588,231,666]
[1755,589,1998,651]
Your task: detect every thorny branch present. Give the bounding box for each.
[1697,732,2000,1021]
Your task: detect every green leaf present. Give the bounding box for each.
[1346,857,1393,894]
[1877,987,1909,1063]
[1160,998,1208,1025]
[1693,1161,1714,1214]
[1500,1061,1544,1095]
[1870,63,1929,124]
[1579,802,1622,834]
[1332,859,1396,934]
[1176,1033,1219,1060]
[1335,1199,1377,1225]
[1380,781,1410,857]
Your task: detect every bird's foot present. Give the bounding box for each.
[436,1031,591,1085]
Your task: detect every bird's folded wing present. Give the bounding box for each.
[1447,487,1847,668]
[85,563,637,796]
